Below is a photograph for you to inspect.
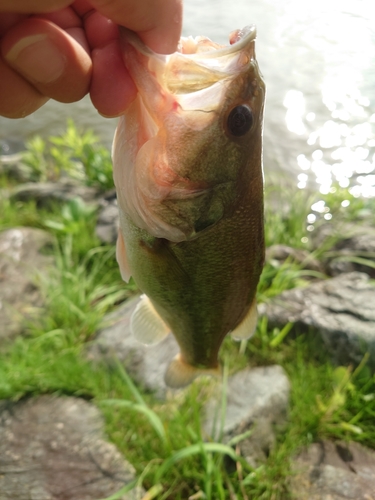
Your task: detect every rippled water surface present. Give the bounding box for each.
[1,0,374,196]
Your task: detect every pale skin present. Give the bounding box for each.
[0,0,183,118]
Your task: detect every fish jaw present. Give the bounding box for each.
[113,26,265,243]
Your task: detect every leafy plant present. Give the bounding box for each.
[49,120,114,189]
[22,135,55,182]
[316,354,374,438]
[43,197,97,236]
[21,120,114,189]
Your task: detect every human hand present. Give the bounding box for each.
[0,0,182,118]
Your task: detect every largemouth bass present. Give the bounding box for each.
[112,25,265,388]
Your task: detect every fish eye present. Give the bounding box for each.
[226,105,253,137]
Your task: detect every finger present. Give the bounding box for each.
[80,9,136,116]
[0,13,27,35]
[88,0,183,54]
[0,54,48,118]
[36,7,90,53]
[0,0,74,14]
[90,39,136,116]
[1,17,92,103]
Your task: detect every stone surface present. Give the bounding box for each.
[312,222,375,277]
[0,395,143,500]
[96,193,118,244]
[258,272,375,367]
[87,295,180,397]
[291,440,375,499]
[202,365,290,466]
[266,244,324,273]
[327,230,375,278]
[10,180,100,206]
[0,227,54,343]
[0,151,31,183]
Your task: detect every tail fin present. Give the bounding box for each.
[164,354,221,389]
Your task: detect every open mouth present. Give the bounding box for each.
[178,25,257,57]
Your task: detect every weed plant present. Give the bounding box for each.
[0,123,374,499]
[22,119,114,189]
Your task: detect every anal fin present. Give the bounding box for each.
[164,354,221,389]
[231,298,258,341]
[116,230,131,283]
[131,294,170,345]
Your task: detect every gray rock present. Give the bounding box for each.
[313,222,375,277]
[0,138,25,157]
[87,295,180,398]
[258,272,375,367]
[202,365,290,466]
[312,221,375,250]
[0,148,29,199]
[328,231,375,278]
[0,152,31,183]
[96,196,119,244]
[0,396,143,500]
[0,227,54,343]
[266,244,324,273]
[291,440,375,499]
[10,179,100,206]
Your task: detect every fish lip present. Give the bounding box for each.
[120,24,259,97]
[120,24,257,60]
[179,25,257,59]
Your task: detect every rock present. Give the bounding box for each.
[258,272,375,367]
[312,222,375,277]
[0,138,25,157]
[0,395,144,500]
[328,258,357,276]
[327,231,375,278]
[0,147,30,182]
[202,365,290,467]
[96,193,119,244]
[312,221,375,249]
[266,244,324,273]
[87,295,180,398]
[291,440,375,499]
[0,227,54,343]
[10,179,100,206]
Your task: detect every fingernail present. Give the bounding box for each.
[5,34,65,84]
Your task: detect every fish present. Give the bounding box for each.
[112,25,266,388]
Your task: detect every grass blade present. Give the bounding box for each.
[270,322,293,348]
[155,443,252,483]
[101,399,167,447]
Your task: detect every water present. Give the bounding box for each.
[0,0,374,196]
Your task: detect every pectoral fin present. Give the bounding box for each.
[131,294,170,345]
[116,230,131,282]
[231,298,258,341]
[164,354,221,389]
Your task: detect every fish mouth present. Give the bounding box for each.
[120,25,258,95]
[178,25,257,59]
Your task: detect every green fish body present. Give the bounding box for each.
[113,26,265,388]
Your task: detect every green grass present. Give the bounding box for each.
[1,123,374,499]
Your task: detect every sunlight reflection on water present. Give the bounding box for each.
[280,0,375,198]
